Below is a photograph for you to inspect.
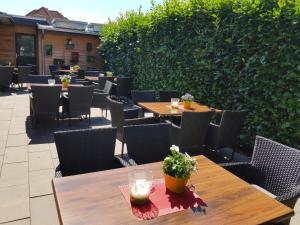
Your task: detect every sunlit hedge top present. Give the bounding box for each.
[100,0,300,149]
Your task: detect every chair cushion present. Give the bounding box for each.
[251,184,276,198]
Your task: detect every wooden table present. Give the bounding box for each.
[28,83,83,92]
[138,102,222,117]
[56,69,78,74]
[85,76,117,82]
[52,156,293,225]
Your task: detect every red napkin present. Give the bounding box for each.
[119,179,207,220]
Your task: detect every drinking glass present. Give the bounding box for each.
[171,98,180,108]
[128,169,153,205]
[48,79,55,85]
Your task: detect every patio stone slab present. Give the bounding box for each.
[0,162,28,188]
[0,185,29,223]
[0,109,12,121]
[28,143,50,152]
[30,195,60,225]
[29,151,53,171]
[4,146,28,164]
[0,156,3,173]
[0,121,10,131]
[1,218,30,225]
[29,169,54,197]
[9,125,27,135]
[52,158,59,169]
[50,147,58,159]
[0,140,6,155]
[6,134,29,147]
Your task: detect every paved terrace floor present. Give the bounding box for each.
[0,90,299,225]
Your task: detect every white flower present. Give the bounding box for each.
[170,145,179,152]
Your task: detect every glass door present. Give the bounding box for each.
[16,34,36,66]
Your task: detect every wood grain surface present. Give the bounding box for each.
[52,155,293,225]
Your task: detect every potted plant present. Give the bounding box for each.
[163,145,198,193]
[73,65,80,71]
[181,93,194,109]
[60,74,72,88]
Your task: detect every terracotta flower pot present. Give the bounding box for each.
[164,174,189,194]
[62,82,69,88]
[183,101,192,109]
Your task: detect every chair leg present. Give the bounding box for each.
[121,141,124,157]
[88,114,91,125]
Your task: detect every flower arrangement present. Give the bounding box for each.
[163,145,198,179]
[73,65,80,71]
[181,93,194,109]
[60,74,72,84]
[106,71,113,77]
[181,93,194,103]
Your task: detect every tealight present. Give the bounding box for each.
[128,170,153,205]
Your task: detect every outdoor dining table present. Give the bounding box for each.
[138,102,222,117]
[86,76,117,82]
[56,69,78,74]
[52,155,293,225]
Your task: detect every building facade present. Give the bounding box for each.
[0,8,104,74]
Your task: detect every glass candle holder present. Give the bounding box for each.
[48,79,55,85]
[128,170,153,205]
[171,98,180,108]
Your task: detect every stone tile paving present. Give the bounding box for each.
[0,91,299,225]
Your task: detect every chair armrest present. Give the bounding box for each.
[124,116,158,126]
[276,185,300,205]
[62,93,69,99]
[94,89,104,93]
[115,154,138,167]
[124,108,139,119]
[205,122,221,149]
[220,162,266,187]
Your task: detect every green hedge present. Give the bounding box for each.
[100,0,300,149]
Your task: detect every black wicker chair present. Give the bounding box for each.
[61,65,70,70]
[221,136,300,211]
[159,90,180,102]
[131,90,156,116]
[54,127,122,177]
[169,111,215,155]
[107,96,159,155]
[205,110,247,158]
[131,90,156,105]
[29,85,61,127]
[123,123,171,165]
[116,77,131,102]
[16,66,31,88]
[97,76,115,90]
[49,65,58,76]
[28,75,52,84]
[0,66,13,91]
[63,86,94,124]
[77,69,85,79]
[92,81,113,117]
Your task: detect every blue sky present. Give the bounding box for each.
[1,0,164,23]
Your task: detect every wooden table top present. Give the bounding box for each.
[52,155,293,225]
[138,102,222,116]
[28,83,83,92]
[56,69,78,74]
[85,76,117,82]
